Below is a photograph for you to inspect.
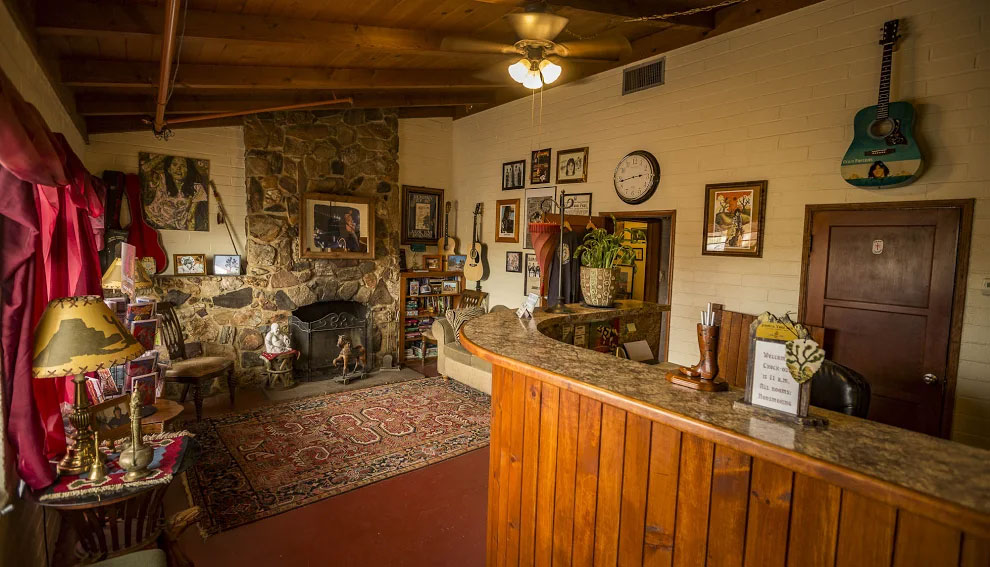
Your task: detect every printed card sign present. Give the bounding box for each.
[120,243,136,298]
[750,339,800,414]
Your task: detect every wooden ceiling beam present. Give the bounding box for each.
[35,0,505,55]
[75,91,497,116]
[61,60,508,90]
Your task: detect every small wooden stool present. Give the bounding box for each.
[264,350,299,389]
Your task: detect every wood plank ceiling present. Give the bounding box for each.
[7,0,822,136]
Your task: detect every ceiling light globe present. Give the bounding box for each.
[523,69,544,89]
[508,59,529,83]
[539,59,561,84]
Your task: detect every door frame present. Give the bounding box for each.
[798,199,974,438]
[602,210,676,360]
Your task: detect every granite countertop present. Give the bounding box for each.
[460,300,990,517]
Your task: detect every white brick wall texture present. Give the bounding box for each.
[447,0,990,447]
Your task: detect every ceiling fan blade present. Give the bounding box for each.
[471,59,522,85]
[504,12,569,41]
[441,36,520,55]
[550,35,632,60]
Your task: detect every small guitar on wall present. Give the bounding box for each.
[437,202,458,256]
[841,19,923,188]
[464,203,490,286]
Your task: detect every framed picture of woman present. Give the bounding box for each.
[496,198,520,243]
[556,147,588,184]
[300,193,376,259]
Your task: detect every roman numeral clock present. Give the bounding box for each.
[613,150,661,204]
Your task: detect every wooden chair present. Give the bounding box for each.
[157,302,236,420]
[460,289,489,311]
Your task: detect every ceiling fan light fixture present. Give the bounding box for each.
[508,58,530,83]
[539,59,561,84]
[523,68,544,89]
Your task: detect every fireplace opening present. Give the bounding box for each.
[289,300,372,383]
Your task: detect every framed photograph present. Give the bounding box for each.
[130,319,158,352]
[408,279,420,296]
[442,280,459,293]
[401,185,443,245]
[505,251,522,273]
[524,253,541,297]
[556,147,588,184]
[556,190,592,216]
[213,254,241,275]
[173,254,206,275]
[301,193,375,259]
[502,160,526,190]
[89,394,132,445]
[702,180,768,257]
[447,255,466,272]
[420,284,432,294]
[132,373,157,407]
[523,187,555,249]
[531,149,551,184]
[634,248,644,261]
[423,254,443,271]
[496,198,520,243]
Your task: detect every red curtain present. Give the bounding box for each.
[0,69,104,489]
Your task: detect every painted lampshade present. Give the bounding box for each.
[32,295,146,378]
[101,257,154,290]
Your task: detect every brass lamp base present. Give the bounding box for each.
[58,373,96,475]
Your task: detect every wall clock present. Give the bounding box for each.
[613,150,660,205]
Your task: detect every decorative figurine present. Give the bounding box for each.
[118,393,153,481]
[333,334,367,379]
[264,323,291,354]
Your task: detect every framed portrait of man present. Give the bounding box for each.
[496,198,520,243]
[301,193,376,259]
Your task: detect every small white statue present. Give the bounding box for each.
[264,323,291,354]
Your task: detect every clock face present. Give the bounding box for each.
[613,151,660,204]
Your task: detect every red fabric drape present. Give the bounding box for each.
[0,70,104,489]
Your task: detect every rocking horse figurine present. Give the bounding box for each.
[333,334,367,382]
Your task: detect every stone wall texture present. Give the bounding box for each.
[155,109,402,385]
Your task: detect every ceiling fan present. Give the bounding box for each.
[441,6,631,89]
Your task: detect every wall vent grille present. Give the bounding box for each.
[622,58,665,95]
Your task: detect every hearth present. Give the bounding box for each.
[289,301,372,383]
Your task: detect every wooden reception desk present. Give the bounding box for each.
[460,300,990,567]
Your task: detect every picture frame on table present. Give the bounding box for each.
[213,254,241,275]
[495,198,520,243]
[556,147,589,184]
[401,185,444,245]
[505,251,522,273]
[523,186,555,249]
[89,394,132,446]
[173,254,206,275]
[423,254,443,271]
[702,180,768,258]
[502,160,526,190]
[447,255,466,272]
[530,149,551,184]
[301,193,376,259]
[524,253,541,297]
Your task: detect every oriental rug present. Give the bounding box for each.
[186,377,491,536]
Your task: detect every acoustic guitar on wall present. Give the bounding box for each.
[437,202,458,256]
[841,19,923,188]
[464,203,489,284]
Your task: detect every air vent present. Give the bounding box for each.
[622,58,665,95]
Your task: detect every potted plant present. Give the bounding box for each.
[573,220,642,307]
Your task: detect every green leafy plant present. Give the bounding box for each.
[573,218,644,269]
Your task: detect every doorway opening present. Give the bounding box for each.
[603,210,675,361]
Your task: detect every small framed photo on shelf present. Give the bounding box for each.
[531,148,551,184]
[442,280,459,294]
[502,160,526,190]
[447,255,466,272]
[702,180,768,258]
[556,147,588,184]
[423,254,443,271]
[173,254,206,275]
[401,185,444,245]
[301,193,376,259]
[213,254,241,275]
[505,251,522,273]
[496,198,520,243]
[408,279,420,296]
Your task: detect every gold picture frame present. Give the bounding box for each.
[495,198,520,243]
[173,254,206,275]
[300,193,376,260]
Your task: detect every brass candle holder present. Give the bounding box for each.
[118,393,153,481]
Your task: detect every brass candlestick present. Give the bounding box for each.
[58,373,98,475]
[118,393,153,481]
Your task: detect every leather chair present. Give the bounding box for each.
[810,359,871,418]
[158,301,236,420]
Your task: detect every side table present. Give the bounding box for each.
[141,399,185,435]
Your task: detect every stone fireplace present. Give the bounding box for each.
[290,300,372,382]
[154,108,401,386]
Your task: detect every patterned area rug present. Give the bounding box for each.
[186,377,491,536]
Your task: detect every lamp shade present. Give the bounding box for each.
[101,257,154,290]
[32,295,146,378]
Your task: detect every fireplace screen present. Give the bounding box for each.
[289,301,372,383]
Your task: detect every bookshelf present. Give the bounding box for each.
[398,271,464,363]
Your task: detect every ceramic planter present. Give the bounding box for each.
[580,266,620,307]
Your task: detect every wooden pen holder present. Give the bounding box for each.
[665,323,728,391]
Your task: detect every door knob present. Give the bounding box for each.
[922,373,939,385]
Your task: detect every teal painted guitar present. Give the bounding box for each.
[841,19,923,188]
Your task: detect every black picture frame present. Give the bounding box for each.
[401,185,444,245]
[505,251,523,273]
[530,149,551,184]
[502,160,526,190]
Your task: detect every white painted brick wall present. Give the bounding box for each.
[449,0,990,447]
[397,117,455,261]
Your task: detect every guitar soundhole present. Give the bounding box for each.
[869,118,894,138]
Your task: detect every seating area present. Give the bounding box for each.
[0,0,987,566]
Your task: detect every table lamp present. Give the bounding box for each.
[101,257,154,291]
[32,295,146,475]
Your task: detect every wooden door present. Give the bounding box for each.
[802,202,971,437]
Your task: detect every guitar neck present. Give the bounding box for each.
[876,42,893,119]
